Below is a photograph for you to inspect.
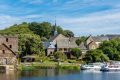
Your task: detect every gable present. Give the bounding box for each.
[86,36,94,45]
[0,43,16,57]
[50,34,67,43]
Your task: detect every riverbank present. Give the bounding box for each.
[17,62,81,71]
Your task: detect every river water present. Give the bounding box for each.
[0,69,120,80]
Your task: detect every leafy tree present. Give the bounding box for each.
[29,22,52,38]
[63,30,74,37]
[76,36,87,46]
[57,26,64,34]
[84,49,109,63]
[99,38,120,60]
[19,34,43,57]
[53,51,67,61]
[71,48,82,59]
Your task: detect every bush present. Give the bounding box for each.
[71,48,82,59]
[53,51,67,61]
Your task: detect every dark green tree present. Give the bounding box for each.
[71,48,82,59]
[76,36,87,46]
[84,49,109,63]
[63,30,74,37]
[29,22,52,38]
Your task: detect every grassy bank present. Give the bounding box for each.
[17,62,80,71]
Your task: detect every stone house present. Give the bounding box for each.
[0,35,18,65]
[43,34,78,56]
[43,34,110,56]
[79,35,109,54]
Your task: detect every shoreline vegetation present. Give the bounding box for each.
[17,62,81,71]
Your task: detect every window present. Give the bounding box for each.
[64,48,67,51]
[3,50,5,54]
[6,38,8,42]
[9,45,12,48]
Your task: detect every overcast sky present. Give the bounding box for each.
[0,0,120,36]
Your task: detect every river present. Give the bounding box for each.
[0,69,120,80]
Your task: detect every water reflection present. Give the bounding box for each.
[1,69,120,80]
[0,69,80,80]
[19,69,79,77]
[0,71,18,80]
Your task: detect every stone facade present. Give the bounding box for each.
[43,34,109,56]
[43,34,78,56]
[0,35,18,65]
[79,35,109,54]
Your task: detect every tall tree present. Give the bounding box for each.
[19,34,43,57]
[63,30,74,37]
[29,22,52,38]
[71,48,82,59]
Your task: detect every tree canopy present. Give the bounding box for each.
[99,38,120,60]
[71,48,82,59]
[84,49,109,63]
[76,36,87,46]
[19,34,43,57]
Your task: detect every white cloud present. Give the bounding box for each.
[0,14,45,29]
[56,8,120,36]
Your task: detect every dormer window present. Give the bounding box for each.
[6,38,8,42]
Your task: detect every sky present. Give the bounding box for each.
[0,0,120,36]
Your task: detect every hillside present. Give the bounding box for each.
[0,22,74,39]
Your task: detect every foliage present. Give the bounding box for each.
[84,49,109,63]
[53,51,67,61]
[0,22,33,34]
[63,30,74,37]
[76,36,87,46]
[71,48,82,59]
[19,34,43,57]
[99,38,120,60]
[29,22,52,38]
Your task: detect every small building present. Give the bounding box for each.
[0,35,18,65]
[43,34,78,56]
[79,35,109,53]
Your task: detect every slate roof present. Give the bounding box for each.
[56,38,78,48]
[106,34,120,39]
[92,36,109,42]
[49,34,59,42]
[56,39,69,48]
[43,42,56,49]
[79,42,87,50]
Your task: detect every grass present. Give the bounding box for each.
[17,61,81,71]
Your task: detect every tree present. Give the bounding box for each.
[76,36,87,46]
[63,30,74,37]
[19,34,43,57]
[53,51,67,61]
[29,22,52,38]
[57,26,64,34]
[71,48,82,59]
[99,38,120,60]
[84,49,109,63]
